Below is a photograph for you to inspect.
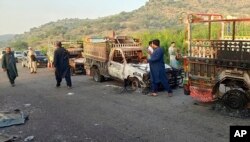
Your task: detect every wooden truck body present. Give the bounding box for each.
[184,13,250,109]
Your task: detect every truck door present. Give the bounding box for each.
[108,49,125,80]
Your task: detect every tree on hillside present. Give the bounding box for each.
[10,40,29,50]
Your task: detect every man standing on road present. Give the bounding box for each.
[147,40,154,59]
[28,47,37,73]
[53,41,72,88]
[148,39,172,97]
[1,47,18,87]
[168,42,180,69]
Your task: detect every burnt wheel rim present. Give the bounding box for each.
[223,90,247,109]
[131,79,139,90]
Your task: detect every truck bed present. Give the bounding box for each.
[188,39,250,88]
[84,42,110,62]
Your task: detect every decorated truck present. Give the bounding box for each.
[183,13,250,109]
[84,36,183,91]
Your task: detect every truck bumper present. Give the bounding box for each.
[190,86,214,102]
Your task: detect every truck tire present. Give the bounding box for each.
[92,68,104,82]
[222,89,248,109]
[131,77,140,91]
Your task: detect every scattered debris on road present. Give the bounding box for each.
[24,135,35,141]
[94,123,100,126]
[0,109,28,128]
[105,85,122,89]
[24,104,31,107]
[193,102,199,105]
[211,101,250,118]
[0,133,19,142]
[67,92,75,96]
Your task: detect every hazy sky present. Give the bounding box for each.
[0,0,148,35]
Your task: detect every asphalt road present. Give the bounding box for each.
[0,64,249,142]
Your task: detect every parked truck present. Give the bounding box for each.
[84,36,147,90]
[84,36,183,91]
[47,40,85,75]
[183,13,250,109]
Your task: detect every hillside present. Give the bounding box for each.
[0,34,15,42]
[0,34,15,49]
[3,0,250,49]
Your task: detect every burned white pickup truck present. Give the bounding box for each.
[84,36,182,91]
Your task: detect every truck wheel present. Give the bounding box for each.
[131,78,140,91]
[92,68,104,82]
[222,89,248,109]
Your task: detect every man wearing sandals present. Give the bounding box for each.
[148,39,173,97]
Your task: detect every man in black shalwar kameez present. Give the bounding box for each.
[53,41,72,88]
[2,47,18,87]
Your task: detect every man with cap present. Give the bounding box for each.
[27,47,37,73]
[53,41,72,88]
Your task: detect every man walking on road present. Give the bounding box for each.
[53,41,72,88]
[1,47,18,87]
[148,39,172,97]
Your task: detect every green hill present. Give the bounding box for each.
[3,0,250,49]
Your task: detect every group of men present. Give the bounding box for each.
[2,40,178,96]
[1,41,72,88]
[1,46,38,87]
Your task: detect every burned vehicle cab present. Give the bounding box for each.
[108,47,148,90]
[67,47,85,75]
[184,13,250,109]
[84,36,149,89]
[84,36,183,91]
[62,41,85,75]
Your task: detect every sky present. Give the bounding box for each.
[0,0,148,35]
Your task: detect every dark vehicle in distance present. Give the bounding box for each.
[35,50,48,68]
[22,50,48,68]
